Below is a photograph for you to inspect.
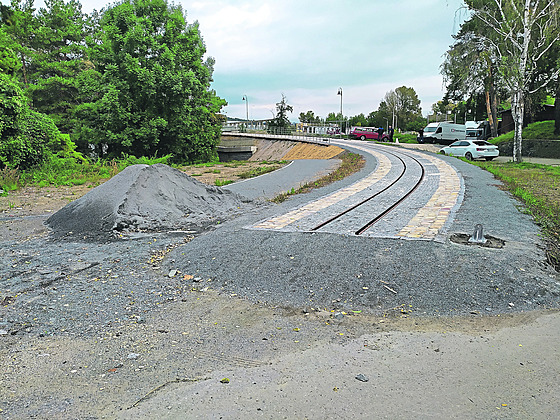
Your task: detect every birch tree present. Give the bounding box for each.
[468,0,560,162]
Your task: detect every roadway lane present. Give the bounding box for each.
[224,158,341,200]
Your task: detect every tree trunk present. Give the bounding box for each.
[486,65,499,138]
[485,90,494,133]
[490,86,499,137]
[512,90,524,163]
[555,81,560,136]
[19,52,28,85]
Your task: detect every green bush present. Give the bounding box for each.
[0,74,25,141]
[0,74,87,170]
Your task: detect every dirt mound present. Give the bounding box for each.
[46,164,252,239]
[246,139,344,161]
[282,142,343,160]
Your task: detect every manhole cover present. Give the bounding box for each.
[449,233,505,249]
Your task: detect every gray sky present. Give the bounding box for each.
[6,0,469,121]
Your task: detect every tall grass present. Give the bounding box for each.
[0,167,20,193]
[13,154,174,189]
[491,120,560,143]
[477,161,560,270]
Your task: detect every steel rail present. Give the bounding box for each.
[309,148,426,235]
[355,151,426,235]
[309,151,408,231]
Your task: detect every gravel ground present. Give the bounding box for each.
[164,144,559,316]
[1,143,559,418]
[1,143,558,337]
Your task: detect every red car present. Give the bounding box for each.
[349,127,388,141]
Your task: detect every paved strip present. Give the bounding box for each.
[396,151,461,239]
[251,150,391,229]
[225,159,340,200]
[251,141,463,241]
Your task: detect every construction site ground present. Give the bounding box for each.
[0,140,559,419]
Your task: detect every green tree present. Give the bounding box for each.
[298,110,321,123]
[0,73,80,169]
[379,86,422,130]
[442,18,502,136]
[75,0,226,162]
[268,94,293,133]
[348,113,367,127]
[0,27,21,75]
[4,0,39,86]
[24,0,89,133]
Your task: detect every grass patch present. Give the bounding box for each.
[474,160,560,270]
[365,133,418,144]
[272,152,365,203]
[8,154,173,189]
[215,179,234,186]
[223,161,248,168]
[0,167,21,193]
[392,133,418,143]
[492,120,560,144]
[237,165,282,179]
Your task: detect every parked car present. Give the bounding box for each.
[349,127,389,141]
[439,140,499,161]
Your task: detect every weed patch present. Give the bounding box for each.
[476,161,560,270]
[272,152,365,203]
[0,167,20,192]
[238,166,279,179]
[215,179,234,186]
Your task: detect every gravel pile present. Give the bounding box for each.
[46,163,253,240]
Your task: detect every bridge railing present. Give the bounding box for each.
[222,126,348,145]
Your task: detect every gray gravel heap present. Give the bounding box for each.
[46,163,253,239]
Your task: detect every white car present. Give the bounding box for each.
[439,140,499,161]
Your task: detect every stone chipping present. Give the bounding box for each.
[46,163,253,239]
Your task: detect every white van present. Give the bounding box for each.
[422,122,466,145]
[419,122,439,143]
[465,120,491,140]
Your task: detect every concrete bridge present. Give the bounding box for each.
[218,132,334,161]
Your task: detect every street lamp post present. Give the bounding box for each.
[337,88,343,134]
[242,95,249,130]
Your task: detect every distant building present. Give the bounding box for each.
[499,104,555,135]
[223,117,272,132]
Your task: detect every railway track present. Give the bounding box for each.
[251,142,462,241]
[311,149,426,235]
